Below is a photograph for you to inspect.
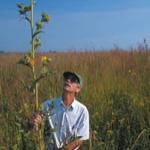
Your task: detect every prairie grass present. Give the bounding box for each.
[0,49,150,149]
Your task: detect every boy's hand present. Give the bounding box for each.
[59,140,83,150]
[31,112,42,131]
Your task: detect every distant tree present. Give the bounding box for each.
[0,50,4,54]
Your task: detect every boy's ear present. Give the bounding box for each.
[75,87,81,93]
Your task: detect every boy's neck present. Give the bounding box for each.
[62,93,75,107]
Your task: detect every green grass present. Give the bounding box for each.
[0,50,150,150]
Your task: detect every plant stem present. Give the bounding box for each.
[30,1,43,150]
[130,129,146,150]
[30,0,34,59]
[30,0,38,110]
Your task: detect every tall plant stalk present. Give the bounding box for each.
[17,0,51,149]
[30,0,38,110]
[17,0,51,110]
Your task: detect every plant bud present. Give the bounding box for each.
[24,55,31,64]
[41,12,50,22]
[35,37,41,43]
[36,21,43,30]
[34,37,41,49]
[19,9,25,15]
[24,6,31,12]
[17,3,24,9]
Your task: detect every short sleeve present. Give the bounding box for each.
[77,107,89,140]
[42,99,52,112]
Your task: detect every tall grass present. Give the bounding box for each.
[0,50,150,149]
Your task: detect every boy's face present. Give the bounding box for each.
[63,77,80,94]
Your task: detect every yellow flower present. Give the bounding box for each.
[41,56,48,62]
[41,56,52,64]
[30,59,35,66]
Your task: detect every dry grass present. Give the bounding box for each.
[0,49,150,149]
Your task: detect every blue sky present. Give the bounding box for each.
[1,0,150,51]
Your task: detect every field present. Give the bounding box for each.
[0,49,150,150]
